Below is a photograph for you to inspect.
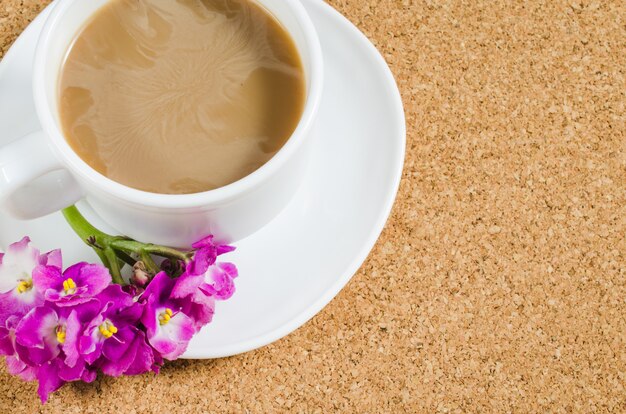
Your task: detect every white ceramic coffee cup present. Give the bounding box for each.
[0,0,323,247]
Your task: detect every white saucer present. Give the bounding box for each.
[0,0,405,358]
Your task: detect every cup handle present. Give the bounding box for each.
[0,130,83,219]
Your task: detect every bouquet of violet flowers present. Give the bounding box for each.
[0,206,238,403]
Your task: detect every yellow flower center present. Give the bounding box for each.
[16,279,33,294]
[98,321,118,339]
[159,308,174,326]
[56,325,66,344]
[62,278,77,295]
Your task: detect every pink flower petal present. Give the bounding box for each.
[0,288,44,321]
[15,306,58,349]
[36,361,65,404]
[171,272,204,299]
[40,249,62,268]
[124,332,155,376]
[198,262,237,300]
[72,263,112,296]
[149,312,195,360]
[62,310,82,368]
[6,355,37,381]
[0,237,40,294]
[32,265,63,292]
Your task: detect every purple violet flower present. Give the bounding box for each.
[176,288,216,331]
[171,261,237,330]
[13,302,97,369]
[0,237,61,320]
[78,285,149,373]
[186,236,235,276]
[197,263,238,300]
[0,315,37,382]
[36,357,97,404]
[14,305,65,366]
[0,232,239,404]
[94,326,156,377]
[174,261,238,300]
[33,262,111,307]
[0,317,14,356]
[6,353,37,382]
[141,272,195,360]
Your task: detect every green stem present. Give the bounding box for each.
[62,206,110,242]
[62,206,116,278]
[144,245,192,263]
[108,240,145,255]
[111,240,190,263]
[62,205,192,285]
[94,250,110,270]
[104,248,124,285]
[139,250,160,275]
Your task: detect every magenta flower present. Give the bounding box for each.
[6,353,37,382]
[198,263,238,300]
[174,262,238,300]
[0,237,61,320]
[36,357,97,404]
[186,236,235,276]
[0,229,239,404]
[172,236,237,330]
[78,286,143,366]
[13,303,96,368]
[14,306,64,365]
[61,300,102,369]
[12,300,97,368]
[172,262,237,329]
[0,315,37,382]
[33,262,111,307]
[141,272,195,360]
[72,285,157,377]
[88,285,156,377]
[176,288,216,331]
[94,327,156,377]
[0,317,13,356]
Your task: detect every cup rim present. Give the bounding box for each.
[33,0,323,209]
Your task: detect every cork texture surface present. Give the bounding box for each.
[1,0,625,412]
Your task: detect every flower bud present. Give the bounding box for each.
[131,261,151,287]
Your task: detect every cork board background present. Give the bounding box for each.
[1,0,625,412]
